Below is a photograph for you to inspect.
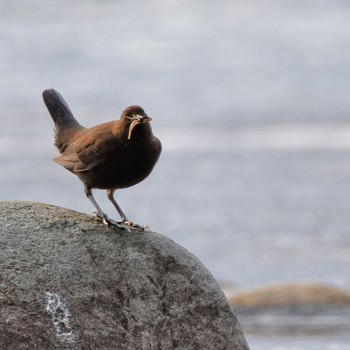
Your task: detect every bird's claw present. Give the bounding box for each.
[104,218,128,230]
[94,212,149,232]
[95,212,127,230]
[121,220,149,231]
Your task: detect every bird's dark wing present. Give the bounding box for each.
[53,149,82,172]
[54,128,117,173]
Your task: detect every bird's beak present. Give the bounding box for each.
[141,116,152,123]
[127,115,152,140]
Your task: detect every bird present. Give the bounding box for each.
[42,88,162,230]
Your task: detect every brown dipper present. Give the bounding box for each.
[42,89,162,229]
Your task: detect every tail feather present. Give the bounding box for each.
[43,89,85,152]
[42,89,82,129]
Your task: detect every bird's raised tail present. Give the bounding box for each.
[42,89,85,152]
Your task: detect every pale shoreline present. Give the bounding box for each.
[226,282,350,310]
[221,282,350,337]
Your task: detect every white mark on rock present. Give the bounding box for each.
[45,292,76,342]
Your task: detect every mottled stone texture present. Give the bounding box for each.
[0,201,249,350]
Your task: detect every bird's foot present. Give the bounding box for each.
[121,220,150,231]
[95,212,127,230]
[94,212,148,231]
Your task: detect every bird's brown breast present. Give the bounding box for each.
[85,138,160,189]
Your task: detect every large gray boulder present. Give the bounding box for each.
[0,201,249,350]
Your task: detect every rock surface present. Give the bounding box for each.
[0,201,249,350]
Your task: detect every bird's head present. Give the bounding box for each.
[121,105,152,140]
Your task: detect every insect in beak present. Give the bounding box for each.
[127,115,152,140]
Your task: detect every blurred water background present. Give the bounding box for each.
[1,1,350,348]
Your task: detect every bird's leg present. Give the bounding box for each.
[107,189,148,231]
[106,189,128,221]
[85,187,125,229]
